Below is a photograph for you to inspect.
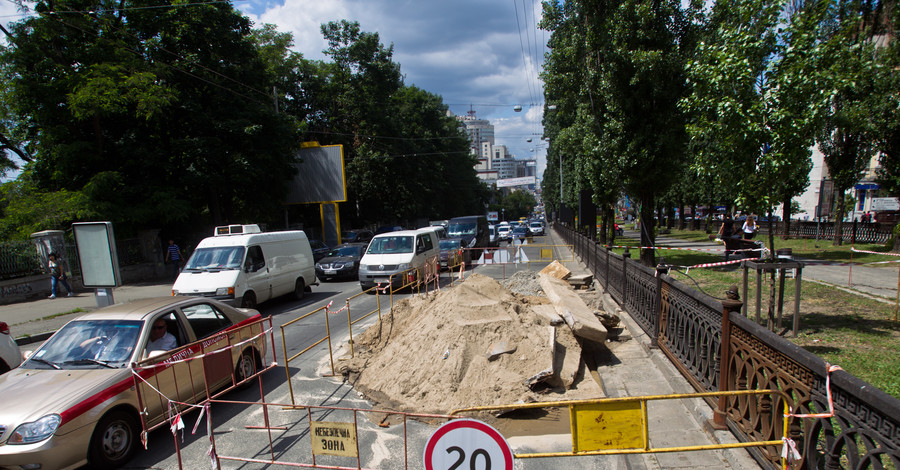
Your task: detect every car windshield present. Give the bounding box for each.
[448,222,477,237]
[513,227,527,234]
[366,236,414,254]
[328,246,362,257]
[439,240,462,250]
[185,246,245,270]
[25,319,143,369]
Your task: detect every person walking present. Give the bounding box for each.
[48,253,73,298]
[742,215,758,239]
[165,239,184,281]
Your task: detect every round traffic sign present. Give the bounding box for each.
[423,418,513,470]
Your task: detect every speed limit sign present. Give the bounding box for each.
[423,419,514,470]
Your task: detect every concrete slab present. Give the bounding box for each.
[540,273,608,343]
[540,260,572,280]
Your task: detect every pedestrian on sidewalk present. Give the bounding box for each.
[165,239,184,281]
[48,253,73,298]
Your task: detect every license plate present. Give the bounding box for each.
[324,270,337,275]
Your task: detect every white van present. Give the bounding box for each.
[172,224,317,308]
[358,228,440,291]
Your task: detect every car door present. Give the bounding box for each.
[244,245,272,302]
[181,302,236,393]
[135,311,197,428]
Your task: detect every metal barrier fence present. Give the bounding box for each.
[131,316,277,466]
[452,390,790,461]
[556,223,900,470]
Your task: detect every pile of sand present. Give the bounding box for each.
[339,273,602,415]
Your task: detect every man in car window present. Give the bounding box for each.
[148,318,177,352]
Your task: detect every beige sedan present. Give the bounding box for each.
[0,296,268,470]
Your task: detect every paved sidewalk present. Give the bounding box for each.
[627,230,899,300]
[0,282,173,342]
[546,228,762,470]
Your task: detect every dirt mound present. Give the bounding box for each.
[340,273,602,415]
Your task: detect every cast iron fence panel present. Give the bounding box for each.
[623,260,656,336]
[727,314,900,469]
[557,222,900,470]
[657,279,721,392]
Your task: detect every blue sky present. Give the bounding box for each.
[1,0,550,178]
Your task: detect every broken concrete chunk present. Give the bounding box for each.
[540,273,608,343]
[531,304,565,326]
[487,341,518,361]
[568,273,593,288]
[539,260,572,280]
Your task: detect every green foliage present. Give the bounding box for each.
[541,0,693,264]
[0,177,95,239]
[501,190,537,221]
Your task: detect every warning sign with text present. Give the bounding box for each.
[310,421,358,457]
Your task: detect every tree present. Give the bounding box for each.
[302,20,484,227]
[542,0,693,265]
[814,0,880,245]
[0,0,300,235]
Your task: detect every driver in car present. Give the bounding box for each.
[148,318,177,352]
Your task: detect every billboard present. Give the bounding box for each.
[285,143,347,204]
[496,176,536,188]
[72,222,121,288]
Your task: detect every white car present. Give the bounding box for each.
[529,221,545,236]
[0,321,22,374]
[496,225,511,241]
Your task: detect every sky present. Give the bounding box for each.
[0,0,551,179]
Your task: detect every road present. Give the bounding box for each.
[116,238,625,469]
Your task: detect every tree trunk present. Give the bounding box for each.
[781,198,792,239]
[640,196,656,266]
[833,190,846,246]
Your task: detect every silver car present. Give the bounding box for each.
[0,297,267,469]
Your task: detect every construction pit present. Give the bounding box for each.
[337,265,627,438]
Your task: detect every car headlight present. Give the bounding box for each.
[398,263,411,270]
[9,414,61,444]
[343,261,355,268]
[315,263,324,269]
[215,287,234,296]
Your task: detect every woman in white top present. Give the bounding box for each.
[742,216,758,239]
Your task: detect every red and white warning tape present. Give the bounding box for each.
[685,257,764,273]
[780,364,843,467]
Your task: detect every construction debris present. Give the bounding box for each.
[339,273,604,415]
[539,260,572,280]
[539,274,609,343]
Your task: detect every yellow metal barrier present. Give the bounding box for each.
[451,390,791,462]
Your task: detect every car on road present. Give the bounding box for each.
[0,296,267,470]
[511,225,530,243]
[341,229,374,244]
[0,321,22,374]
[496,224,511,241]
[309,239,331,262]
[438,238,471,270]
[528,220,544,236]
[315,243,367,281]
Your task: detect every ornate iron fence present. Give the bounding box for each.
[556,223,900,470]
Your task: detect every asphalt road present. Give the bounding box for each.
[24,238,619,469]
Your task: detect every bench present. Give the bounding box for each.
[710,235,765,260]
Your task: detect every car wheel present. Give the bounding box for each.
[234,350,258,388]
[293,278,305,300]
[88,410,138,468]
[241,292,257,309]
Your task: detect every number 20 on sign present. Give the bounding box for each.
[423,419,514,470]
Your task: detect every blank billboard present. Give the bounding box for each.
[285,144,347,204]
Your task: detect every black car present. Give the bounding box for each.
[315,243,367,281]
[342,229,374,244]
[309,239,331,262]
